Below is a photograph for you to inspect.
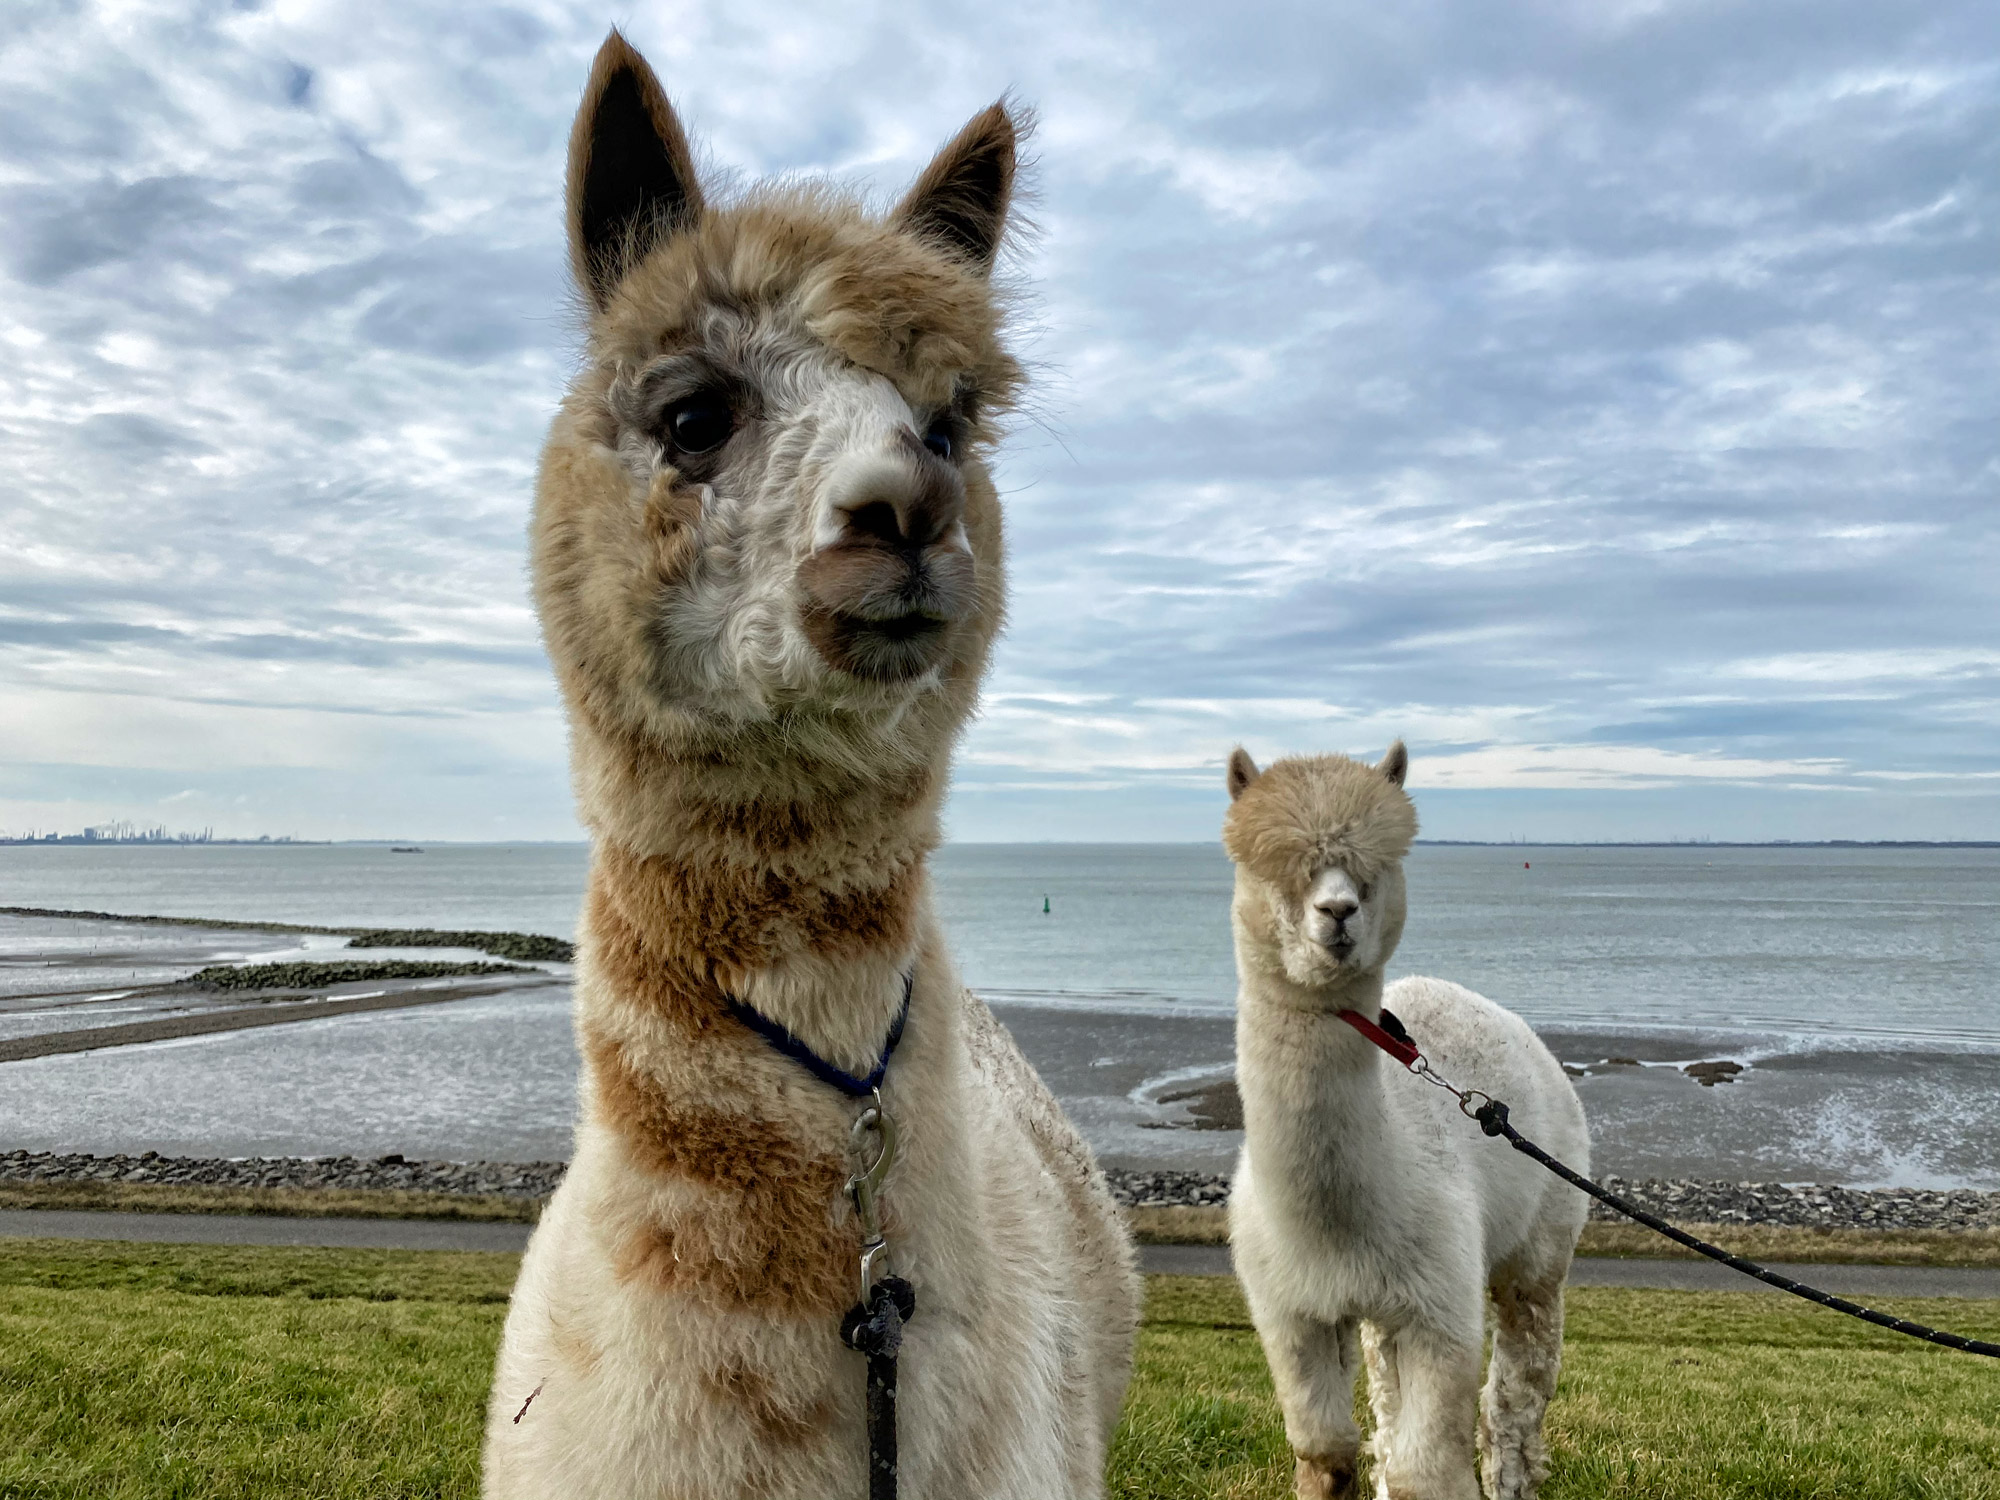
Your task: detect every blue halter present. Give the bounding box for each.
[721,968,915,1098]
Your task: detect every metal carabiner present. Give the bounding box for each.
[846,1089,899,1297]
[1410,1055,1494,1121]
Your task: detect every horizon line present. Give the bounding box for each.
[5,837,1999,851]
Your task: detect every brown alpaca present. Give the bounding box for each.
[481,32,1139,1500]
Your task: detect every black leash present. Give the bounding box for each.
[842,1272,916,1499]
[1342,1005,2000,1360]
[725,970,919,1495]
[1472,1098,2000,1358]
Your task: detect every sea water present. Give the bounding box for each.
[8,842,1993,1041]
[1,842,1995,1185]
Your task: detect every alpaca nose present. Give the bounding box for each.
[1318,898,1360,924]
[826,429,965,552]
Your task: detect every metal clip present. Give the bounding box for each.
[846,1088,898,1299]
[1410,1054,1494,1120]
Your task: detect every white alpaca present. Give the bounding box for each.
[1223,744,1589,1500]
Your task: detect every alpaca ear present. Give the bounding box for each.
[1226,747,1262,802]
[1378,741,1409,788]
[893,100,1018,272]
[567,31,704,309]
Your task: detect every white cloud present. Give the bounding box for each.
[2,0,1997,839]
[1722,651,2000,685]
[1414,742,1848,790]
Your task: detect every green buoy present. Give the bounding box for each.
[1043,895,1050,914]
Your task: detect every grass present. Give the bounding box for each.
[0,1241,512,1500]
[1114,1278,2000,1500]
[1,1240,1996,1499]
[1577,1219,2000,1268]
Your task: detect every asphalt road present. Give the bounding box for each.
[4,1210,1999,1298]
[0,1208,533,1252]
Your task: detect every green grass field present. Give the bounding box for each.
[0,1239,1994,1499]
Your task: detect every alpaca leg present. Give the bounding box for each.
[1260,1310,1364,1499]
[1368,1323,1481,1500]
[1359,1320,1401,1468]
[1479,1270,1567,1500]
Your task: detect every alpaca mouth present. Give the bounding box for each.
[807,605,951,682]
[854,610,945,643]
[1327,936,1356,960]
[799,545,971,683]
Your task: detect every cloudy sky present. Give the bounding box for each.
[2,0,1996,843]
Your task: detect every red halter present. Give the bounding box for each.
[1335,1007,1420,1068]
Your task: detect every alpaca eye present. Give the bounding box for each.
[922,417,955,460]
[1358,883,1372,902]
[666,392,733,455]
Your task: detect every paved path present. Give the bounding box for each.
[1147,1243,2000,1296]
[0,1209,533,1252]
[1566,1255,2000,1298]
[3,1211,1998,1298]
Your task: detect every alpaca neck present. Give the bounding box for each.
[578,717,946,1077]
[1236,964,1415,1218]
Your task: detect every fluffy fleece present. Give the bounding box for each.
[483,33,1137,1499]
[1223,745,1589,1500]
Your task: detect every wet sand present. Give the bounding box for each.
[0,909,565,1057]
[1000,1004,2000,1188]
[3,911,1997,1189]
[0,979,542,1063]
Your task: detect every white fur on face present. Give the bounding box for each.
[808,384,965,558]
[625,337,962,723]
[1275,863,1406,989]
[695,363,916,703]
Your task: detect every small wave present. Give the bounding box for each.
[979,987,1235,1019]
[1129,1060,1236,1107]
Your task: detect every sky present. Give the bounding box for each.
[1,0,1996,844]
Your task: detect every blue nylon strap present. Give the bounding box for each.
[721,968,915,1098]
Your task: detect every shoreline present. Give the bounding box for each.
[0,904,573,961]
[0,978,541,1064]
[9,839,2000,849]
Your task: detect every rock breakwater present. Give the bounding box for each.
[0,1149,563,1198]
[1100,1169,2000,1230]
[4,1151,1995,1231]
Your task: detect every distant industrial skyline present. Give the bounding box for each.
[2,2,1996,842]
[0,821,286,845]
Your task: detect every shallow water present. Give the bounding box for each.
[1,842,1994,1186]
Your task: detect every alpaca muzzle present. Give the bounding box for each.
[798,435,975,681]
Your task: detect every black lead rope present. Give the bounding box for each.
[842,1275,916,1499]
[1341,1006,2000,1359]
[1470,1099,2000,1358]
[722,970,919,1495]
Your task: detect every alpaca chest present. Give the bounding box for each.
[488,1133,1099,1499]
